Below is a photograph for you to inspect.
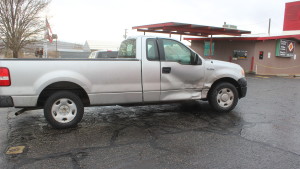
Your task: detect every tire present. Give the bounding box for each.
[208,82,238,112]
[44,91,84,129]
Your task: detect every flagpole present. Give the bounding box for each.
[44,40,47,58]
[44,17,48,58]
[44,17,53,58]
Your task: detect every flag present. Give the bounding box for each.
[45,18,53,43]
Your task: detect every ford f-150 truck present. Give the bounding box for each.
[0,36,247,129]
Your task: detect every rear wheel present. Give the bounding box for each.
[44,91,84,129]
[208,82,238,112]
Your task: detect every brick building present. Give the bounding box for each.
[186,1,300,75]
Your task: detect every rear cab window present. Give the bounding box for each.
[118,39,136,58]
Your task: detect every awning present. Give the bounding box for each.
[132,22,251,37]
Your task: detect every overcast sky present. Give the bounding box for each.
[47,0,297,44]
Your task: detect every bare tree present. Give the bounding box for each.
[0,0,50,58]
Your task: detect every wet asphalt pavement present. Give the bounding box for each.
[1,75,300,169]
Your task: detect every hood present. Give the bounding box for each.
[206,59,242,70]
[204,59,245,78]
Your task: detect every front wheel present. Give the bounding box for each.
[44,91,84,129]
[208,82,239,112]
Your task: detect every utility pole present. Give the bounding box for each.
[123,29,128,39]
[52,34,58,58]
[268,18,271,36]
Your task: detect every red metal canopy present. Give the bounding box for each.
[132,22,251,37]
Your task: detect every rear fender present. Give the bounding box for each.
[34,70,91,95]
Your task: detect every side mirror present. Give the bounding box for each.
[191,53,202,65]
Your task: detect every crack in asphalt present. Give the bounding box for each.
[7,121,300,169]
[109,126,128,146]
[4,99,300,169]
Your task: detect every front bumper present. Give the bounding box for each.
[238,78,247,98]
[0,96,14,107]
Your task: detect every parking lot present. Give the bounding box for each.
[1,75,300,169]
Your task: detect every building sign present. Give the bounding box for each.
[204,41,214,56]
[233,50,247,60]
[276,39,295,57]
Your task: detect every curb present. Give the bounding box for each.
[247,73,300,77]
[276,74,290,77]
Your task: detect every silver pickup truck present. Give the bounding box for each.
[0,36,247,129]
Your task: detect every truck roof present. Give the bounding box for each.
[126,35,181,41]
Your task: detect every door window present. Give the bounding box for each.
[146,39,159,61]
[162,39,192,64]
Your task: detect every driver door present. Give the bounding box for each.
[158,39,205,101]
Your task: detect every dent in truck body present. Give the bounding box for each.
[155,37,206,101]
[160,89,202,101]
[0,36,247,118]
[199,59,246,99]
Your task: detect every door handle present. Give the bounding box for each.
[162,67,171,74]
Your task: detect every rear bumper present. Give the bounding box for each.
[238,78,247,98]
[0,96,14,107]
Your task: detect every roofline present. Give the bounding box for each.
[132,22,251,37]
[184,34,300,41]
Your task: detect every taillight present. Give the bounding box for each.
[0,67,11,86]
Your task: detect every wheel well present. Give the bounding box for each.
[208,78,242,98]
[37,82,90,107]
